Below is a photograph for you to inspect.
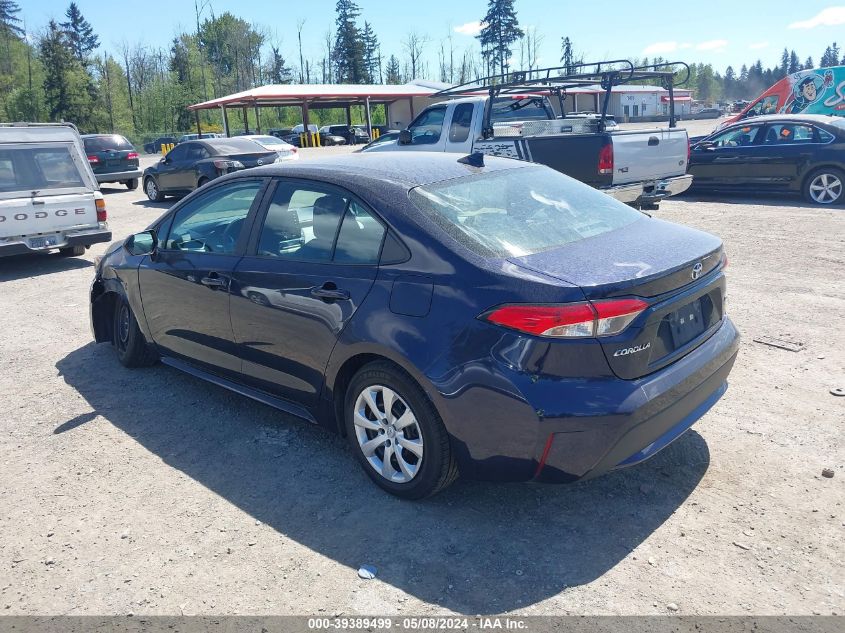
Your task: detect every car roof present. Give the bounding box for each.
[229,152,529,194]
[731,113,845,127]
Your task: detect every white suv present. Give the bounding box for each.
[0,123,111,257]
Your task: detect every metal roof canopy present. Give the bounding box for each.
[187,82,442,139]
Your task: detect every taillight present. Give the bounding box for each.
[87,155,99,164]
[598,143,613,175]
[482,298,648,338]
[127,151,139,160]
[95,198,107,222]
[721,252,729,269]
[686,138,691,165]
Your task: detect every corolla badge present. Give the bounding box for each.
[613,342,651,357]
[691,262,703,280]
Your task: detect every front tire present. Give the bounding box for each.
[344,361,458,499]
[113,295,158,368]
[804,167,845,205]
[144,177,164,202]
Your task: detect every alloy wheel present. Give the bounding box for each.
[353,385,424,483]
[809,173,843,204]
[145,179,158,200]
[117,303,131,349]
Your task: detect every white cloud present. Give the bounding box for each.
[697,39,729,52]
[789,6,845,29]
[679,43,693,49]
[454,21,486,36]
[643,41,678,55]
[749,41,769,50]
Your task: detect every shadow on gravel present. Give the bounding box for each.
[131,199,174,210]
[0,252,92,282]
[57,342,710,614]
[677,192,834,210]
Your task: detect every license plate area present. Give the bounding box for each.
[30,236,58,249]
[669,299,705,347]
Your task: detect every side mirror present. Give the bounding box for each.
[398,129,412,145]
[125,230,157,256]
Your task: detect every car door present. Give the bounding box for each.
[689,124,764,189]
[444,102,477,154]
[182,142,211,189]
[156,143,190,191]
[138,178,267,377]
[229,178,386,406]
[754,122,818,189]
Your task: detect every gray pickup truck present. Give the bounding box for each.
[364,60,693,209]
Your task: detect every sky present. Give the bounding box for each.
[18,1,845,77]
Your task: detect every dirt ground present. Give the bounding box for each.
[0,149,842,617]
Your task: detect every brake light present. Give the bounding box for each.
[127,151,139,160]
[87,155,99,164]
[598,143,613,175]
[95,198,107,222]
[482,298,648,338]
[721,252,729,269]
[686,138,691,165]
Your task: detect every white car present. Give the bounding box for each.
[241,135,299,161]
[0,123,111,258]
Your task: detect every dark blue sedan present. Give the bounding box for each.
[90,153,739,499]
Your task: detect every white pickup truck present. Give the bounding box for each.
[364,61,694,209]
[0,123,111,257]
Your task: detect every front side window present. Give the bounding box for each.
[708,125,761,147]
[409,107,446,145]
[163,180,263,254]
[165,144,189,162]
[410,166,642,258]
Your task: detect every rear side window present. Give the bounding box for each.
[0,146,85,192]
[449,104,474,143]
[409,166,642,258]
[333,201,385,264]
[491,97,553,123]
[83,135,133,151]
[763,123,815,144]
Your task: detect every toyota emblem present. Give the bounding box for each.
[257,159,264,165]
[691,262,703,280]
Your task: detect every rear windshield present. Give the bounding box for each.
[491,97,553,123]
[206,139,266,154]
[83,135,133,151]
[0,145,85,192]
[409,166,642,258]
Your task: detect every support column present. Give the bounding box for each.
[222,106,230,137]
[573,94,578,113]
[302,101,311,147]
[364,97,372,140]
[242,106,249,135]
[195,110,202,135]
[345,105,352,126]
[254,101,261,134]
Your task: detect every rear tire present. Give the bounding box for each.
[126,178,138,190]
[197,177,210,188]
[344,361,458,499]
[803,167,845,205]
[113,295,158,368]
[59,245,86,256]
[144,177,164,202]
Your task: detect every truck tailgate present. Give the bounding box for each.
[610,128,688,185]
[0,192,98,239]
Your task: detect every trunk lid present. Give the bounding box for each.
[231,151,277,168]
[509,218,725,379]
[89,148,138,174]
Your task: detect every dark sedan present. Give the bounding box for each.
[82,134,141,189]
[688,114,845,204]
[90,153,738,499]
[144,136,177,154]
[142,137,277,201]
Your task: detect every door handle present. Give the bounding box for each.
[201,275,227,289]
[311,284,350,301]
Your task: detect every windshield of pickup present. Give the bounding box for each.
[491,97,554,123]
[0,145,86,193]
[409,165,641,257]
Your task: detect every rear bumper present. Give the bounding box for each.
[94,169,142,184]
[602,182,644,203]
[639,174,694,204]
[0,226,112,257]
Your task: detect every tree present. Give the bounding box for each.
[385,54,401,84]
[332,0,365,83]
[0,0,23,36]
[778,48,789,79]
[267,45,292,84]
[788,51,800,74]
[60,2,99,64]
[361,21,381,83]
[820,43,840,67]
[560,36,576,72]
[805,56,814,70]
[402,31,428,80]
[39,19,95,128]
[477,0,523,76]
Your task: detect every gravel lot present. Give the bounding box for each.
[0,147,843,617]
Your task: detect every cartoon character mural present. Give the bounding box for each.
[783,69,834,114]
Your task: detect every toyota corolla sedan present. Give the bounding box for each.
[90,153,739,499]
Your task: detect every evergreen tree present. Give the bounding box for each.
[39,19,95,128]
[778,48,789,79]
[0,0,23,36]
[560,36,575,73]
[820,44,840,67]
[477,0,523,75]
[362,21,381,83]
[788,51,800,74]
[60,2,99,64]
[804,56,814,70]
[267,45,292,84]
[385,54,401,84]
[332,0,365,83]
